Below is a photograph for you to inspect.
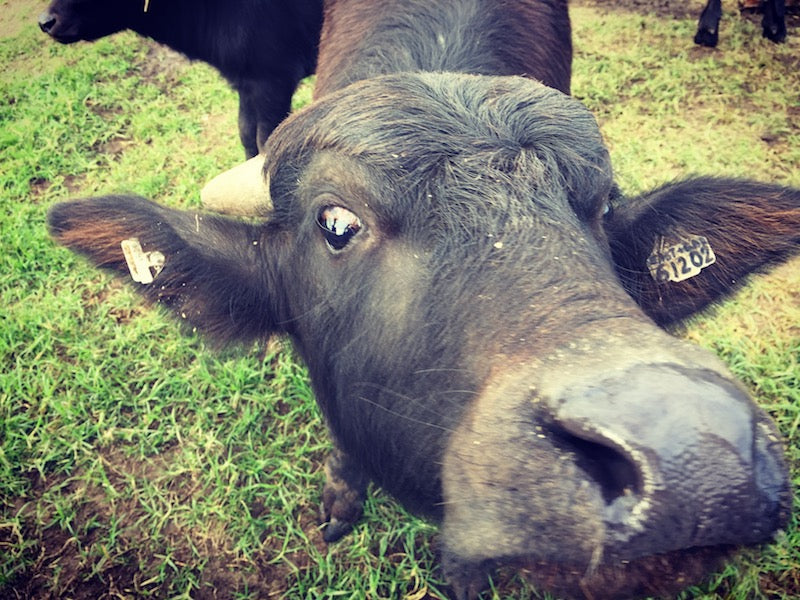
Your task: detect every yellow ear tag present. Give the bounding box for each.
[646,235,716,284]
[121,238,165,284]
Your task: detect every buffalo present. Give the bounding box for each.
[38,0,323,157]
[48,0,797,598]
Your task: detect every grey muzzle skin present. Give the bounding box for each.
[38,10,86,43]
[38,12,58,35]
[548,362,788,559]
[441,338,790,597]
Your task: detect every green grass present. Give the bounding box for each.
[1,1,799,599]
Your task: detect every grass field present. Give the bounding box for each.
[1,0,799,598]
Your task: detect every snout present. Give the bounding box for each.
[550,363,788,557]
[38,12,58,35]
[441,353,790,599]
[38,10,81,43]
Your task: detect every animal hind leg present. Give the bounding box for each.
[253,78,297,154]
[695,0,722,46]
[237,92,259,159]
[761,0,787,42]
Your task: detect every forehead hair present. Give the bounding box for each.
[264,73,613,229]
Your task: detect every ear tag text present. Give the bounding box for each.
[647,235,716,284]
[121,238,165,284]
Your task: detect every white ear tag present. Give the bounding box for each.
[647,235,716,284]
[121,238,165,284]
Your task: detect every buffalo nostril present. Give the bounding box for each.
[546,362,790,552]
[552,429,640,507]
[38,13,57,34]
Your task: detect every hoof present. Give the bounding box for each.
[319,447,368,544]
[762,24,786,43]
[321,516,355,543]
[694,27,719,47]
[442,548,491,600]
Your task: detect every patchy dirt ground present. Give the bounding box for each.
[0,0,43,38]
[5,458,323,600]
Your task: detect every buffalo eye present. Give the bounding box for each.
[316,205,363,251]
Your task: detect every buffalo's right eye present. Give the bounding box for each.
[316,206,363,251]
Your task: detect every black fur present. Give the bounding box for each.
[39,0,323,157]
[314,0,571,98]
[48,73,798,598]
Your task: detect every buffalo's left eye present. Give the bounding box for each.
[316,206,363,251]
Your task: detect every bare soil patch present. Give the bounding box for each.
[134,42,195,91]
[0,0,44,39]
[3,447,318,600]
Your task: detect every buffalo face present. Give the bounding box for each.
[49,73,796,599]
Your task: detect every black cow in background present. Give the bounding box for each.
[695,0,786,46]
[39,0,323,158]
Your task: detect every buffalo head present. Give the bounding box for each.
[49,74,796,599]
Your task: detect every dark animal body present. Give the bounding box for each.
[695,0,786,46]
[38,0,323,157]
[313,0,572,97]
[48,0,797,598]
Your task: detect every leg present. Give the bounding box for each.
[761,0,786,43]
[441,545,491,600]
[237,93,260,159]
[320,445,369,543]
[237,75,301,157]
[251,77,297,154]
[695,0,722,47]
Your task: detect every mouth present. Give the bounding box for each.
[517,544,735,600]
[48,32,82,44]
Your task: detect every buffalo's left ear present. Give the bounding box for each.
[604,177,800,327]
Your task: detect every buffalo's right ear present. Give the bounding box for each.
[604,177,800,327]
[48,195,284,344]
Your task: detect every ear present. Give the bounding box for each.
[604,177,800,327]
[48,195,284,344]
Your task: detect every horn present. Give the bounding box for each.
[201,154,272,216]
